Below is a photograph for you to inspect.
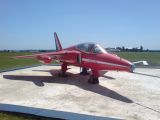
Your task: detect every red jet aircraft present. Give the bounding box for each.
[15,32,147,84]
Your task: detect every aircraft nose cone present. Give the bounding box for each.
[120,57,132,66]
[119,58,134,72]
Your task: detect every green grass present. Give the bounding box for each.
[0,52,39,71]
[115,52,160,66]
[0,111,63,120]
[0,112,32,120]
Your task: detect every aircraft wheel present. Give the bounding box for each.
[94,78,99,84]
[58,72,68,77]
[88,75,99,84]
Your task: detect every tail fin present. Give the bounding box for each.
[54,32,62,51]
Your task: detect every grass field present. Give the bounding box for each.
[0,111,63,120]
[0,112,38,120]
[0,52,160,71]
[0,52,39,71]
[115,52,160,66]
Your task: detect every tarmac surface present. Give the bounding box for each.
[0,65,160,120]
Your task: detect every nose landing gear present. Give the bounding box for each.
[58,63,68,77]
[88,75,99,84]
[88,70,99,84]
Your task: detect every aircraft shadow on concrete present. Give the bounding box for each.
[102,75,115,80]
[3,70,133,103]
[0,103,121,120]
[32,69,116,80]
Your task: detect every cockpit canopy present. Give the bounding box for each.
[76,43,107,54]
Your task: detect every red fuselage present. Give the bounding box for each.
[61,43,133,72]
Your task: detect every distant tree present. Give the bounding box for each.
[132,47,138,52]
[39,50,47,52]
[3,50,9,52]
[116,47,122,51]
[122,46,125,51]
[140,45,143,52]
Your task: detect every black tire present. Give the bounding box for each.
[88,75,99,84]
[58,72,68,77]
[93,78,99,84]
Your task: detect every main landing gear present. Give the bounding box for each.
[88,70,99,84]
[80,67,99,84]
[58,72,68,77]
[58,63,68,77]
[59,64,99,84]
[88,75,99,84]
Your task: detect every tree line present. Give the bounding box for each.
[116,46,149,52]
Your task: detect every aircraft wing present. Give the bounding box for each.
[14,50,81,64]
[14,51,66,59]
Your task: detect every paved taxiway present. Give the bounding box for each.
[0,65,160,120]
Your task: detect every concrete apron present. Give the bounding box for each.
[0,65,160,120]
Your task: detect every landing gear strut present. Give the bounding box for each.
[88,75,99,84]
[88,69,99,84]
[58,63,68,77]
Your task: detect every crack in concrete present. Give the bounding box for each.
[135,102,160,114]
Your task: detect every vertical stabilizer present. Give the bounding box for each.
[54,32,62,51]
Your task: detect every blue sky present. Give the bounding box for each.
[0,0,160,50]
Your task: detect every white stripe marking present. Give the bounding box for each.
[82,58,129,68]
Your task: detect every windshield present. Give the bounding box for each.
[76,43,107,54]
[76,43,94,52]
[93,44,107,54]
